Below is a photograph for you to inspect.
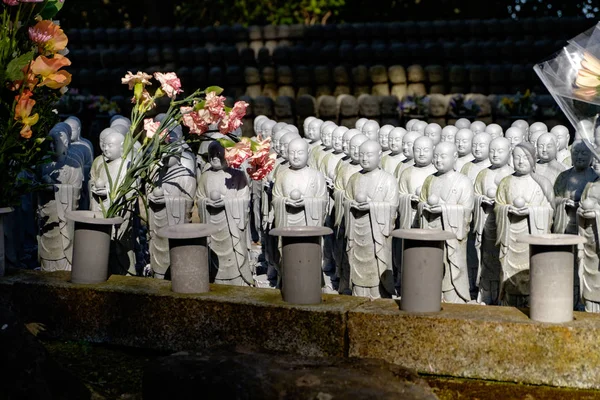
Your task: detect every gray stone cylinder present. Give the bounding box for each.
[270,226,333,305]
[518,234,587,324]
[0,207,13,277]
[67,211,123,284]
[392,229,456,313]
[158,224,217,294]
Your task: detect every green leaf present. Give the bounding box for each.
[217,138,236,148]
[205,86,224,95]
[39,0,65,20]
[6,51,34,82]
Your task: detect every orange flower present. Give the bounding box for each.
[14,90,39,139]
[8,64,39,91]
[28,20,68,54]
[31,54,71,89]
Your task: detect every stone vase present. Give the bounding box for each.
[67,211,123,284]
[0,207,14,277]
[269,226,333,305]
[157,224,217,294]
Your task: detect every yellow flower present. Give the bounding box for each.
[14,90,39,139]
[31,54,72,89]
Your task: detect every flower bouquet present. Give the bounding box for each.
[448,94,481,118]
[400,95,430,118]
[0,0,70,206]
[495,90,537,117]
[534,22,600,151]
[98,70,274,219]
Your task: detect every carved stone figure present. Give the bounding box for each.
[37,126,83,271]
[536,132,567,185]
[309,121,335,170]
[418,142,474,303]
[302,116,316,139]
[511,119,529,137]
[485,123,503,139]
[460,132,492,182]
[358,95,381,119]
[495,142,554,307]
[577,171,600,312]
[338,94,359,128]
[344,140,398,298]
[440,125,458,144]
[397,136,436,229]
[454,129,475,172]
[405,118,419,132]
[378,124,394,154]
[355,118,368,132]
[315,122,337,172]
[306,118,324,155]
[394,131,420,179]
[473,137,514,305]
[406,65,427,97]
[551,125,572,167]
[380,127,407,175]
[321,126,348,185]
[428,94,449,127]
[318,95,338,122]
[424,123,442,145]
[505,127,525,151]
[253,96,274,118]
[362,120,380,141]
[64,117,93,208]
[529,122,548,141]
[413,120,427,135]
[197,142,252,286]
[455,118,471,130]
[470,121,486,134]
[274,96,295,125]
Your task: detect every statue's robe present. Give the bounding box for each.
[419,171,474,303]
[460,159,491,183]
[578,181,600,312]
[454,154,475,173]
[397,164,437,229]
[308,140,323,169]
[69,142,93,210]
[316,146,334,174]
[393,158,415,181]
[473,165,514,305]
[381,152,406,176]
[197,167,252,286]
[345,169,398,298]
[557,148,572,168]
[535,160,567,186]
[320,150,346,273]
[495,173,554,306]
[37,156,83,271]
[149,153,196,278]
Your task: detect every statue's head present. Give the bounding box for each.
[550,125,570,151]
[307,118,324,141]
[254,115,268,135]
[402,131,421,160]
[350,134,368,163]
[470,121,486,134]
[455,128,474,156]
[332,126,348,153]
[280,132,301,160]
[405,118,419,131]
[260,119,277,139]
[572,140,593,171]
[440,125,457,144]
[413,120,427,135]
[272,128,290,155]
[302,116,316,137]
[378,125,394,151]
[355,118,368,131]
[102,131,125,161]
[433,142,458,173]
[529,122,548,141]
[321,122,337,148]
[110,115,132,129]
[511,119,529,135]
[425,123,442,145]
[489,137,511,167]
[49,123,71,161]
[208,141,226,170]
[485,123,503,140]
[342,129,361,155]
[111,124,128,136]
[537,132,559,162]
[64,116,82,142]
[472,132,492,162]
[428,94,448,117]
[413,136,434,167]
[288,138,309,169]
[389,127,407,154]
[272,122,289,136]
[361,120,380,141]
[513,142,536,176]
[359,140,382,172]
[99,127,117,152]
[455,118,471,130]
[505,127,525,150]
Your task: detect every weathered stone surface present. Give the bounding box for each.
[348,300,600,389]
[2,269,365,357]
[142,351,438,400]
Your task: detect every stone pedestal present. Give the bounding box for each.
[269,226,332,305]
[517,234,587,323]
[158,224,217,294]
[391,229,456,313]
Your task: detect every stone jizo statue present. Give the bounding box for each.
[425,123,442,145]
[454,129,475,172]
[536,132,567,185]
[381,127,407,175]
[460,132,492,183]
[440,125,457,144]
[551,125,572,166]
[361,120,380,142]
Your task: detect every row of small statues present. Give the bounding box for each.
[24,111,600,312]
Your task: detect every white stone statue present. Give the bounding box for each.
[378,124,394,155]
[321,126,348,185]
[397,136,436,229]
[37,126,83,271]
[355,117,368,131]
[302,116,316,138]
[405,118,419,131]
[505,127,525,151]
[306,118,324,167]
[64,117,93,211]
[440,125,458,144]
[333,133,368,293]
[413,120,427,135]
[473,137,514,305]
[254,115,269,136]
[551,125,572,167]
[460,132,492,182]
[344,140,398,298]
[455,118,471,130]
[529,122,548,141]
[485,123,503,139]
[470,121,486,134]
[425,123,442,145]
[361,120,380,141]
[394,131,420,179]
[381,127,407,175]
[536,132,567,185]
[197,142,252,286]
[418,142,474,303]
[314,122,337,172]
[577,169,600,312]
[495,142,554,307]
[511,119,529,137]
[454,129,475,172]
